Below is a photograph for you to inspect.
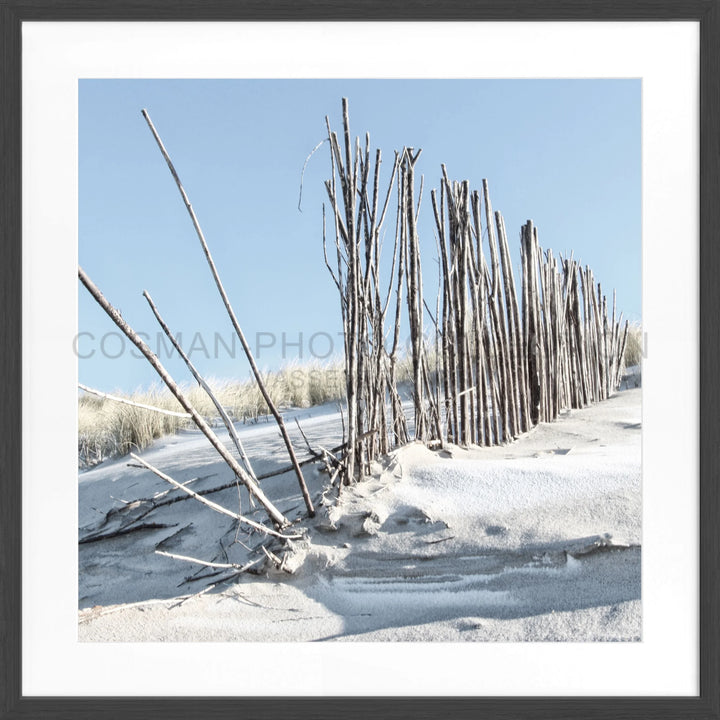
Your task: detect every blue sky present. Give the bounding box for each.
[79,79,640,393]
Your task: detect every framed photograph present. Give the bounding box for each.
[2,1,718,718]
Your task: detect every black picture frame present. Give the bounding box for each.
[1,1,718,718]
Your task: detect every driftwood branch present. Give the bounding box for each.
[78,384,191,418]
[156,550,262,572]
[142,290,258,482]
[78,265,289,529]
[130,453,302,541]
[141,108,314,519]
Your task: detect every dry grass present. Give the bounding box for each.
[78,361,346,467]
[79,325,637,469]
[623,323,643,367]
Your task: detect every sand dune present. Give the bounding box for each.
[79,387,641,642]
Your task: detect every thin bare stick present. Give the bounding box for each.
[298,138,326,211]
[294,417,315,455]
[156,550,261,572]
[338,401,346,449]
[130,453,301,541]
[141,109,314,518]
[143,290,257,482]
[322,205,343,294]
[78,384,191,418]
[260,544,289,572]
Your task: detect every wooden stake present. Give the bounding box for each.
[78,265,289,529]
[143,291,258,482]
[141,109,314,518]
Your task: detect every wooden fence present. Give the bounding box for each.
[79,99,631,538]
[324,99,629,484]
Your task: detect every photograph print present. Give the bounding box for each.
[77,78,642,643]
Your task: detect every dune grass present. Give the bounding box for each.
[78,361,346,467]
[623,323,643,367]
[79,329,639,469]
[78,390,188,467]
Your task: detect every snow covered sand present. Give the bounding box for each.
[78,387,641,642]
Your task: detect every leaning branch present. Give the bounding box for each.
[130,453,302,541]
[142,290,257,482]
[78,265,290,529]
[78,383,191,418]
[141,108,314,519]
